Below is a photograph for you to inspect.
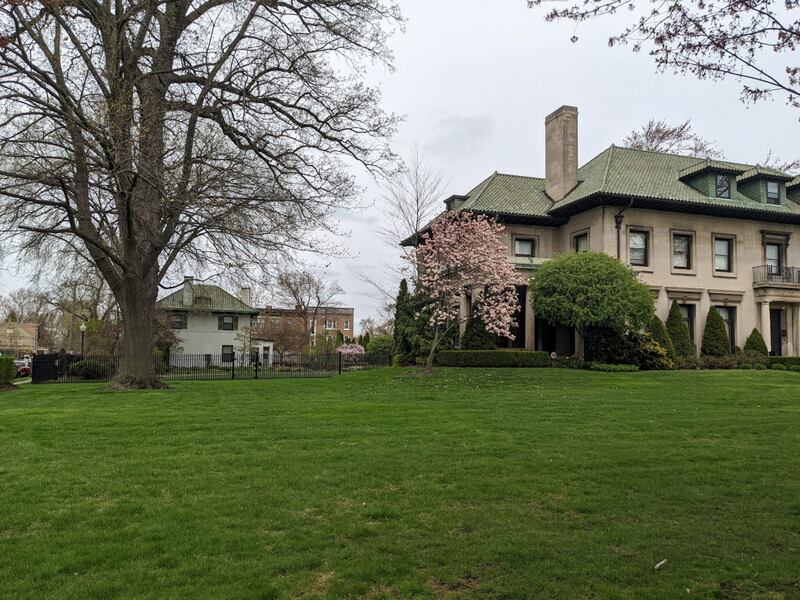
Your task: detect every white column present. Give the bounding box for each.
[787,306,795,357]
[524,287,535,350]
[458,293,469,341]
[759,301,771,353]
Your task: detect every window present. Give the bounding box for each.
[221,345,234,362]
[514,238,535,257]
[343,319,350,331]
[218,314,236,331]
[715,174,731,199]
[679,304,695,342]
[628,230,649,266]
[169,312,187,330]
[767,181,780,204]
[715,306,736,351]
[765,242,782,274]
[325,319,336,330]
[713,237,733,273]
[310,319,316,336]
[672,233,692,270]
[573,232,589,252]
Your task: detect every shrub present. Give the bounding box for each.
[675,355,701,370]
[699,355,737,370]
[0,356,15,386]
[585,328,672,370]
[753,363,768,370]
[66,359,112,380]
[366,335,394,356]
[393,279,415,365]
[436,350,550,368]
[743,328,768,355]
[771,363,788,371]
[588,362,640,372]
[460,303,497,350]
[391,355,402,367]
[647,315,675,361]
[769,356,800,367]
[666,300,695,358]
[700,307,731,357]
[789,365,800,373]
[735,350,769,369]
[553,357,586,369]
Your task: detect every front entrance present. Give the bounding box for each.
[770,308,783,356]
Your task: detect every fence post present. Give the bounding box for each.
[338,351,342,375]
[231,352,235,380]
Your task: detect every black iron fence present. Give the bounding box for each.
[31,352,392,384]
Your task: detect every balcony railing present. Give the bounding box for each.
[753,265,800,287]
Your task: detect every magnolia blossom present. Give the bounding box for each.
[414,210,526,341]
[337,343,365,356]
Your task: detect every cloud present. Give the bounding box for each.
[424,114,495,158]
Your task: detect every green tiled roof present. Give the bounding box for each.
[736,166,794,183]
[788,177,800,189]
[158,283,256,314]
[458,172,553,217]
[677,158,750,178]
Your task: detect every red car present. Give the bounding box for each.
[14,360,31,378]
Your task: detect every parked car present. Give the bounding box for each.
[14,360,31,378]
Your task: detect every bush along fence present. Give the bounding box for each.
[31,352,392,384]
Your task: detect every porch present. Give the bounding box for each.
[753,266,800,356]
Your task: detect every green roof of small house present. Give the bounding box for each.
[158,283,256,314]
[454,146,800,222]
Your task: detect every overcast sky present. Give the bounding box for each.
[2,0,798,331]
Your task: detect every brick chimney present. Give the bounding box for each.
[545,105,578,201]
[182,276,194,307]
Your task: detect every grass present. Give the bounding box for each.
[1,368,799,599]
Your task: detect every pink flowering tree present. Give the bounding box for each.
[414,211,526,372]
[337,343,365,357]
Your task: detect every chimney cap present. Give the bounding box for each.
[545,105,578,123]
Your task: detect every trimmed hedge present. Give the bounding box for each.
[0,356,15,386]
[666,300,695,358]
[437,350,551,368]
[588,362,640,372]
[769,356,800,367]
[771,363,788,371]
[701,307,731,357]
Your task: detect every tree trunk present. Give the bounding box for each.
[113,273,165,389]
[425,328,445,374]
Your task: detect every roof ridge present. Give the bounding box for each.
[493,172,545,181]
[469,171,499,204]
[600,144,615,191]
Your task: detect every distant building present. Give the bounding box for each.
[158,277,272,365]
[0,322,39,353]
[256,305,354,347]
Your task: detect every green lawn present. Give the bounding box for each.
[1,369,799,599]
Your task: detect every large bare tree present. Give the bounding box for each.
[272,270,343,346]
[528,0,800,112]
[0,0,400,387]
[623,119,723,158]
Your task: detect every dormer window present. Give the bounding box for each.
[715,174,731,199]
[767,181,780,205]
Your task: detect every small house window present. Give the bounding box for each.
[169,312,187,330]
[310,319,316,335]
[343,319,350,331]
[629,230,649,267]
[767,181,780,204]
[573,232,589,252]
[714,237,733,273]
[325,319,336,330]
[218,315,236,331]
[672,233,692,270]
[514,238,535,257]
[221,345,234,362]
[715,174,731,199]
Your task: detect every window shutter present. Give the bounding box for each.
[234,316,239,330]
[218,315,224,330]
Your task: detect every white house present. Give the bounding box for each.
[158,277,273,366]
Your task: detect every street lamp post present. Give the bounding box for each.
[79,322,87,355]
